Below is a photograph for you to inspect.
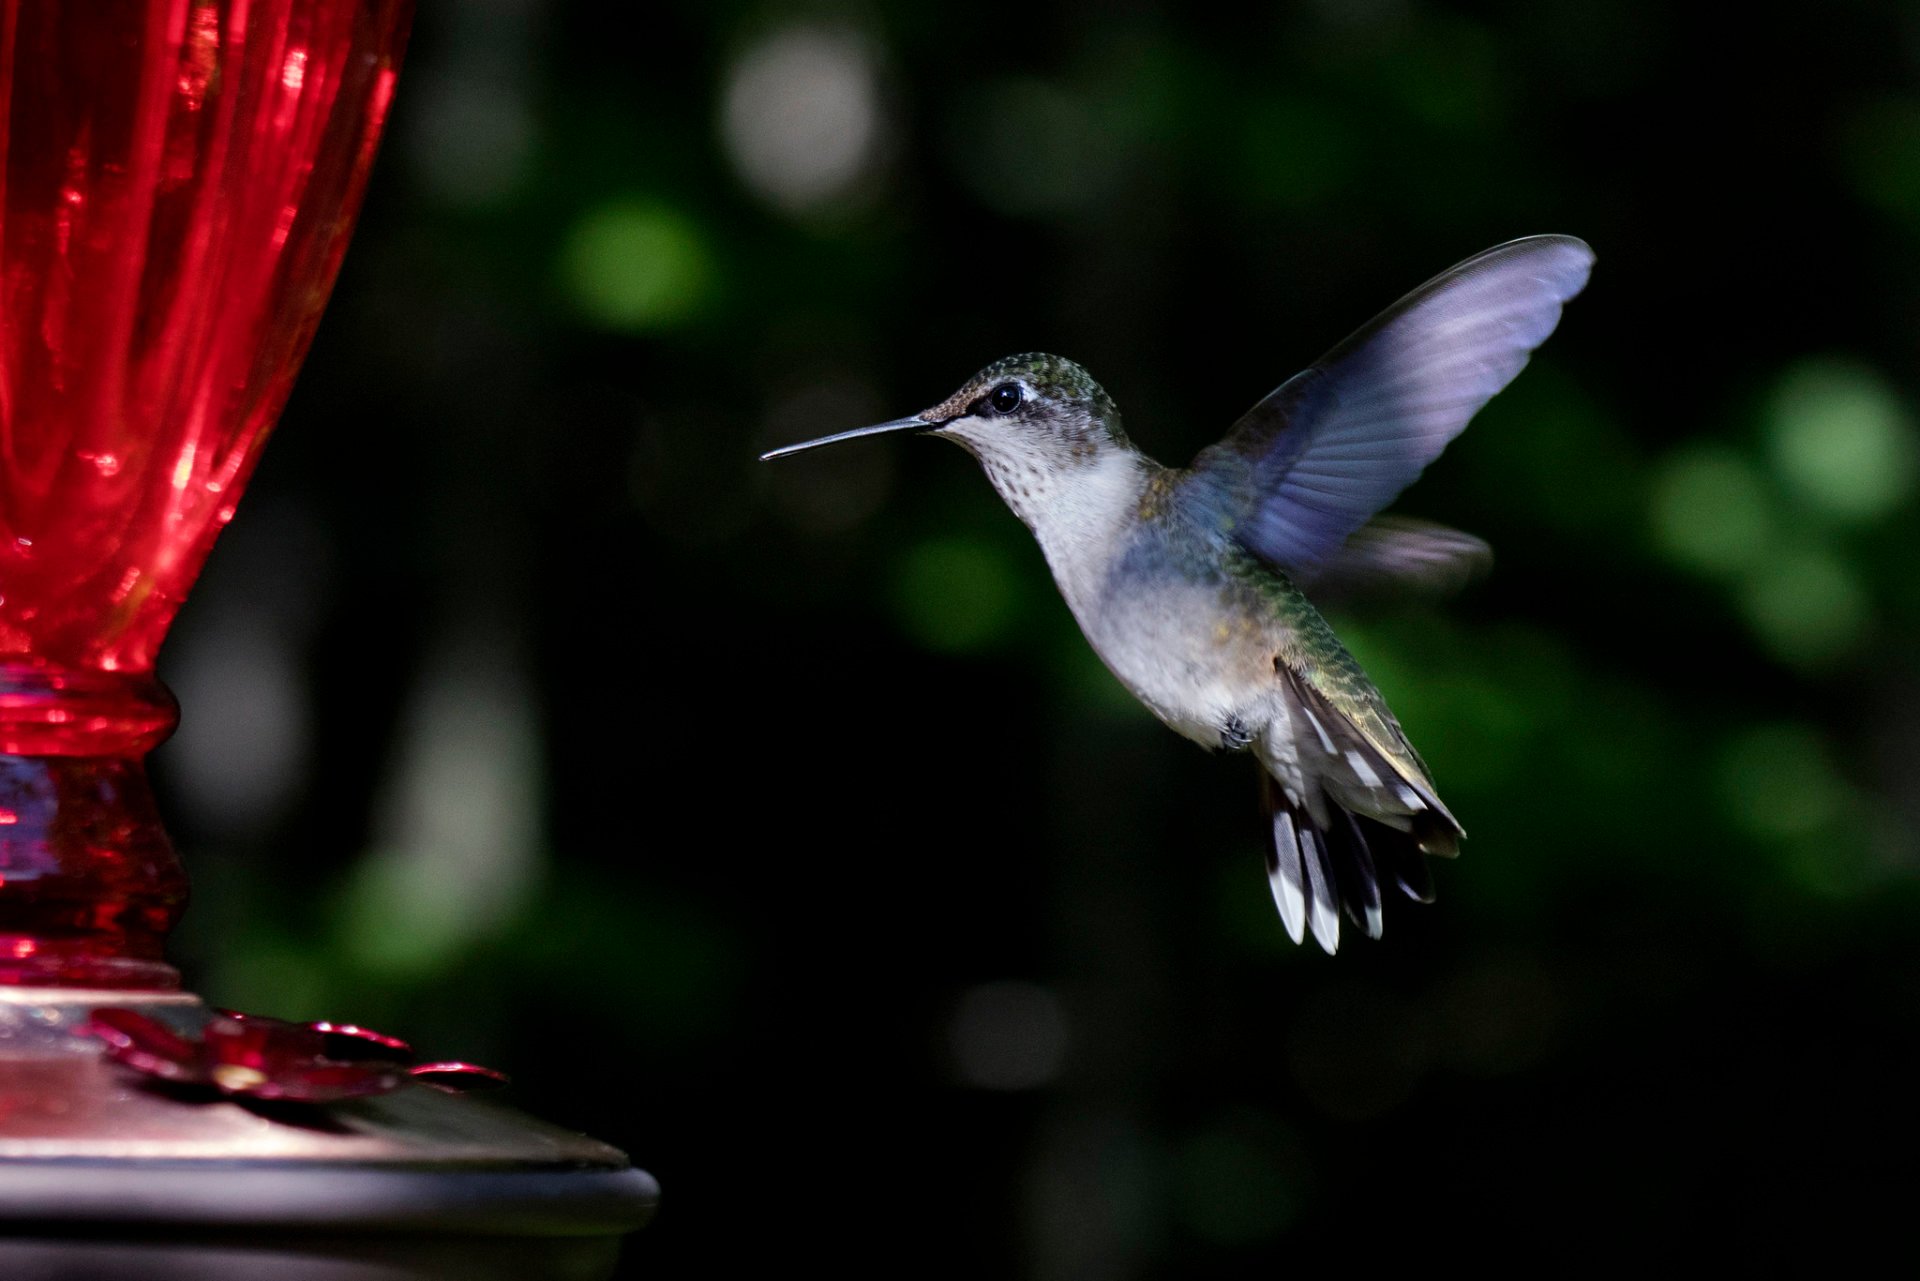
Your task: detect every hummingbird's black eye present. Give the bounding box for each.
[989,383,1023,415]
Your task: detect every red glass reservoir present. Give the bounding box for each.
[0,1,409,987]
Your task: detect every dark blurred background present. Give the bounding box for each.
[151,0,1920,1271]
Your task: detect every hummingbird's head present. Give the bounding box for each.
[918,352,1126,462]
[913,354,1132,527]
[759,352,1134,530]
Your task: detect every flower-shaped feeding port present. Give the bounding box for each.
[88,1007,506,1106]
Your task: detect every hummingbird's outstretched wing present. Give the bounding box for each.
[1192,234,1593,578]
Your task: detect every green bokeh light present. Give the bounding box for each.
[892,536,1021,653]
[1648,444,1773,575]
[333,843,513,979]
[205,935,336,1022]
[1486,369,1642,534]
[1715,723,1847,841]
[559,199,715,331]
[1737,543,1870,669]
[1763,357,1916,523]
[1714,723,1875,898]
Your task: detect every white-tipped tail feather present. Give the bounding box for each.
[1261,773,1449,954]
[1268,809,1308,945]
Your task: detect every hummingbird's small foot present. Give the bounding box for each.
[1219,716,1254,752]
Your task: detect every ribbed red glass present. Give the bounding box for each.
[0,0,409,987]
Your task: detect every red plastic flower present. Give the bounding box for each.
[88,1008,507,1104]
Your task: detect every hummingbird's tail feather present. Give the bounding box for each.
[1330,808,1384,939]
[1265,799,1310,945]
[1261,777,1390,952]
[1262,775,1340,950]
[1276,668,1464,849]
[1300,824,1341,952]
[1261,775,1458,950]
[1356,812,1441,904]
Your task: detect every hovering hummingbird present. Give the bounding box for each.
[763,235,1593,952]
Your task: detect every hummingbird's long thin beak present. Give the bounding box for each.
[759,416,934,462]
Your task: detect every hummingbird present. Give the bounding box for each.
[762,235,1593,952]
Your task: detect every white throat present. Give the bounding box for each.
[1022,450,1147,593]
[943,422,1147,615]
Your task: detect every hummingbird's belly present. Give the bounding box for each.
[1081,576,1282,751]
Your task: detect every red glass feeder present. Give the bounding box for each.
[0,4,656,1270]
[0,0,405,987]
